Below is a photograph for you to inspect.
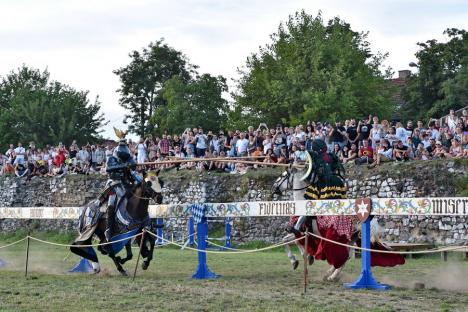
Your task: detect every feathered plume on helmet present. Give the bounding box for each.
[113,127,128,145]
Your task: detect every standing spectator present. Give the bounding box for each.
[395,122,408,145]
[346,119,359,148]
[195,127,208,157]
[357,116,373,143]
[77,145,90,168]
[5,144,15,164]
[210,134,221,154]
[236,132,249,156]
[159,134,170,157]
[137,138,148,163]
[14,142,26,165]
[329,121,346,150]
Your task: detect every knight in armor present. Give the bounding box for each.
[103,130,143,243]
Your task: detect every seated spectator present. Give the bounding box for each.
[449,139,463,158]
[263,148,277,164]
[368,140,393,168]
[414,143,430,160]
[432,141,450,158]
[15,160,29,177]
[277,146,289,164]
[355,140,373,165]
[294,144,307,163]
[393,140,409,161]
[342,143,358,164]
[332,143,343,159]
[426,139,437,156]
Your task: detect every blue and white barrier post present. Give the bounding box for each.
[224,217,232,249]
[192,217,220,279]
[156,218,164,245]
[187,217,195,246]
[344,217,390,290]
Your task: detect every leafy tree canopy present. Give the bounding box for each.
[153,74,228,134]
[114,39,197,137]
[402,28,468,121]
[0,65,106,150]
[228,11,394,129]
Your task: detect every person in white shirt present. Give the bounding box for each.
[395,122,408,146]
[137,138,148,164]
[5,144,15,163]
[236,133,249,156]
[13,143,26,165]
[77,146,89,167]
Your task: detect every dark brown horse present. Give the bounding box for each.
[70,171,163,275]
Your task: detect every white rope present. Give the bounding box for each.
[205,239,241,251]
[146,230,303,254]
[0,237,28,249]
[305,232,468,255]
[27,232,143,248]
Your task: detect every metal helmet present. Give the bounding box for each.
[114,140,131,162]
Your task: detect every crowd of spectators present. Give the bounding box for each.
[1,109,467,179]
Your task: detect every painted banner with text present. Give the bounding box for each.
[0,198,466,219]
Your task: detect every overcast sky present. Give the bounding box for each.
[1,0,467,139]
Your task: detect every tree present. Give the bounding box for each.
[114,39,197,137]
[0,65,106,149]
[229,11,393,129]
[402,28,468,120]
[153,74,228,133]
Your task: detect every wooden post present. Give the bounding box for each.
[25,236,30,278]
[303,229,309,294]
[132,231,145,281]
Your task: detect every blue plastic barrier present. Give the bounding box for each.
[69,257,94,273]
[156,218,164,245]
[344,218,391,290]
[224,217,232,249]
[187,217,195,246]
[192,218,220,279]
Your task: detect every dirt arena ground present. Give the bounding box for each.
[0,236,467,312]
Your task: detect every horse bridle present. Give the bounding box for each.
[272,167,309,196]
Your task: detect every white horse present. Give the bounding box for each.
[273,162,378,282]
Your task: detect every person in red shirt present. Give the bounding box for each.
[356,140,373,164]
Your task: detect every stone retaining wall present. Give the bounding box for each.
[0,159,467,244]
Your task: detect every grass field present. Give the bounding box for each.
[0,233,467,312]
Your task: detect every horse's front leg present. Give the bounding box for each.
[283,233,299,270]
[115,240,133,265]
[142,233,155,270]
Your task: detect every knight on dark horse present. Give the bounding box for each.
[70,128,163,275]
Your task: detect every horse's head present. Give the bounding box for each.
[143,170,164,204]
[272,152,313,196]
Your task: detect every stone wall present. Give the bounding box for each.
[0,159,467,244]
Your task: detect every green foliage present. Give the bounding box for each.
[153,73,228,133]
[229,11,393,128]
[0,66,106,150]
[402,28,468,121]
[113,39,197,137]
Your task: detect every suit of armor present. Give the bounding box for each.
[104,140,142,242]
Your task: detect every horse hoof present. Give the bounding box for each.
[307,255,314,266]
[91,262,100,274]
[142,262,149,271]
[292,260,299,270]
[120,270,128,277]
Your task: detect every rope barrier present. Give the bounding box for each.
[0,232,465,255]
[0,237,28,249]
[305,231,468,254]
[146,230,305,254]
[27,232,143,248]
[205,239,241,251]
